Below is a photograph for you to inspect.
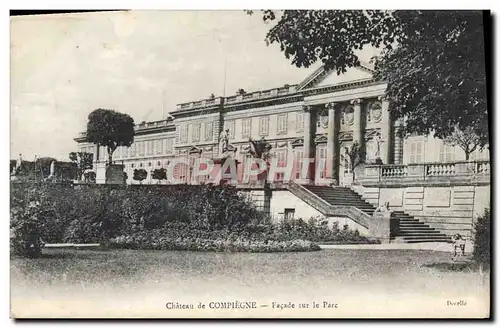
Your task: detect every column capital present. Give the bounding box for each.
[377,95,390,102]
[325,102,336,110]
[350,98,363,106]
[302,105,313,112]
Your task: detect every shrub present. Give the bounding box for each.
[109,228,321,253]
[10,186,49,257]
[472,208,490,268]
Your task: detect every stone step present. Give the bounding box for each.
[398,229,441,233]
[396,233,448,238]
[399,223,430,227]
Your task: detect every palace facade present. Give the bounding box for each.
[74,64,490,241]
[75,63,489,186]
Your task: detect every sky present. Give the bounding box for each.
[10,10,377,161]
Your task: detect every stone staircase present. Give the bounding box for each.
[391,211,451,243]
[304,185,377,215]
[302,185,451,243]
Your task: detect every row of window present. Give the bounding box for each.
[407,141,489,164]
[177,121,214,144]
[81,138,175,160]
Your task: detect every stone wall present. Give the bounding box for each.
[356,184,490,238]
[239,188,370,235]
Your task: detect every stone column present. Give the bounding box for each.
[302,105,313,183]
[351,98,363,147]
[393,118,404,165]
[379,96,392,164]
[325,102,338,185]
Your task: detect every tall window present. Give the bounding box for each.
[258,116,269,136]
[274,150,287,181]
[409,141,424,164]
[165,138,174,154]
[294,149,304,180]
[130,143,136,157]
[226,120,235,139]
[155,139,163,155]
[242,118,252,138]
[146,140,154,156]
[316,147,327,179]
[178,125,188,144]
[277,114,288,135]
[296,112,304,132]
[138,141,145,157]
[204,121,214,141]
[439,143,455,162]
[192,123,201,142]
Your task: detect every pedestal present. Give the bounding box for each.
[105,164,125,185]
[211,156,240,185]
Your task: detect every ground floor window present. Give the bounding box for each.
[284,208,295,220]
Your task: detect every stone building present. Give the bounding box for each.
[75,64,490,242]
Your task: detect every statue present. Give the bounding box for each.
[373,202,390,215]
[373,133,384,158]
[219,128,230,155]
[14,154,22,174]
[48,161,56,180]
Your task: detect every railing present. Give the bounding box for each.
[135,120,169,131]
[381,165,408,178]
[362,160,490,186]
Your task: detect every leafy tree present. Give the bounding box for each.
[69,151,94,180]
[86,108,135,164]
[342,141,365,183]
[444,125,483,161]
[249,10,488,146]
[151,168,167,184]
[34,157,57,179]
[133,169,148,184]
[56,162,78,182]
[473,208,490,269]
[84,171,96,183]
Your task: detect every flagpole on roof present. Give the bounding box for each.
[223,57,227,98]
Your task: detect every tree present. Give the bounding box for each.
[69,151,94,180]
[86,109,135,164]
[133,169,148,184]
[248,136,272,161]
[84,171,96,183]
[444,125,483,161]
[248,137,273,220]
[151,168,167,184]
[249,10,488,146]
[342,141,365,183]
[34,157,57,179]
[237,88,247,95]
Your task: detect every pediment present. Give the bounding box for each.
[365,129,380,139]
[188,146,202,154]
[339,131,353,141]
[314,134,328,144]
[290,137,304,148]
[298,64,374,91]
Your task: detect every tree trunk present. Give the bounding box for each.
[465,152,470,161]
[107,146,115,165]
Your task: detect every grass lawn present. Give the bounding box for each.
[10,248,490,318]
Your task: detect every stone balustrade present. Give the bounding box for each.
[176,97,223,111]
[135,120,169,131]
[362,160,490,186]
[174,85,298,111]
